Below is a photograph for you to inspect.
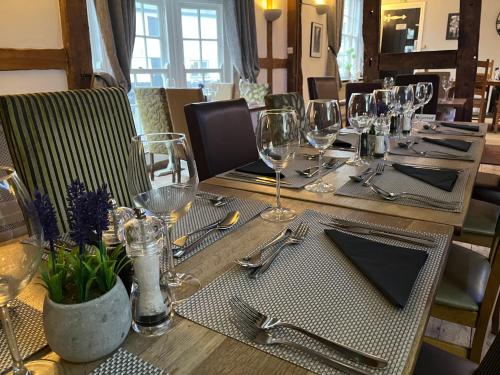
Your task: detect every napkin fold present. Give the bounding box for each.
[332,139,352,148]
[392,163,459,192]
[236,160,284,178]
[439,122,479,132]
[422,137,471,152]
[325,229,428,308]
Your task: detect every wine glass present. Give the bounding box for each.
[392,85,415,138]
[415,82,433,114]
[346,93,376,166]
[442,78,454,102]
[256,109,300,222]
[383,76,395,89]
[373,89,395,152]
[0,167,62,374]
[127,133,200,304]
[303,100,341,193]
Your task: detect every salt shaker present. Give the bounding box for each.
[125,208,173,336]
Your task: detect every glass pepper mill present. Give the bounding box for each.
[125,208,173,336]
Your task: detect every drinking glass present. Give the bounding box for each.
[383,76,395,89]
[0,167,62,375]
[373,89,395,154]
[127,133,200,303]
[256,109,300,222]
[442,78,454,101]
[392,85,415,138]
[415,82,433,114]
[303,100,341,193]
[346,93,376,166]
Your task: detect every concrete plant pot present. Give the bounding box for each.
[43,276,131,363]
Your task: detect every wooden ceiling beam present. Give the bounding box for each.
[0,48,68,71]
[379,51,458,71]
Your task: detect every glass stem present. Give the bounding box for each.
[317,150,324,184]
[357,132,362,160]
[275,171,282,211]
[444,89,448,101]
[0,305,27,375]
[420,105,424,115]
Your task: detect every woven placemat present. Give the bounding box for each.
[176,209,449,375]
[89,348,166,375]
[388,137,478,161]
[414,121,486,137]
[335,161,469,212]
[0,299,47,373]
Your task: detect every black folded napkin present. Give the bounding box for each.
[392,163,459,192]
[422,137,472,152]
[439,122,480,132]
[235,160,284,178]
[325,229,428,308]
[331,139,352,148]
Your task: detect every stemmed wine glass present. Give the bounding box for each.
[442,78,454,102]
[392,85,415,138]
[256,109,300,222]
[383,76,395,89]
[415,82,433,114]
[127,133,200,304]
[373,89,395,153]
[303,100,341,193]
[0,167,62,375]
[346,93,376,166]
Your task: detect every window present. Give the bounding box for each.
[337,0,364,81]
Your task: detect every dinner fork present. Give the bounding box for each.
[362,163,385,187]
[230,315,371,375]
[370,184,460,209]
[230,296,388,368]
[196,192,234,207]
[249,223,309,278]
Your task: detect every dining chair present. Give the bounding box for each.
[415,331,500,374]
[165,88,204,149]
[184,98,258,181]
[0,87,143,233]
[307,77,340,101]
[205,83,235,101]
[264,92,306,129]
[492,93,500,133]
[474,59,494,123]
[395,74,440,115]
[135,88,173,180]
[427,238,500,362]
[345,82,382,107]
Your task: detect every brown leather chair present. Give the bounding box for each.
[165,88,204,149]
[345,82,382,106]
[184,99,258,181]
[307,77,340,101]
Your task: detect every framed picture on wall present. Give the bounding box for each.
[310,22,323,58]
[446,13,460,40]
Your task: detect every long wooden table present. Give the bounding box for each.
[207,124,487,234]
[20,185,454,375]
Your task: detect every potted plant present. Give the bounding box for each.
[342,48,356,81]
[36,181,131,363]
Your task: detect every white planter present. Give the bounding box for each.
[43,277,131,363]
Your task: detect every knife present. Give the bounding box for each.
[224,172,292,186]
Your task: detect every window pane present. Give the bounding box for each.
[203,72,221,83]
[135,3,144,35]
[183,40,201,68]
[200,9,217,39]
[182,8,199,39]
[146,15,160,37]
[201,41,219,68]
[186,72,204,88]
[146,38,161,59]
[136,73,153,85]
[149,57,162,69]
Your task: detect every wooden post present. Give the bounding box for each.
[363,0,381,82]
[455,0,482,122]
[267,20,273,86]
[287,0,302,93]
[59,0,93,89]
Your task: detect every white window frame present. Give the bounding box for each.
[338,0,364,81]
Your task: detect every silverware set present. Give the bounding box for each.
[235,223,309,278]
[196,192,234,207]
[295,159,343,178]
[421,123,473,135]
[349,167,373,182]
[229,296,387,374]
[398,140,472,160]
[362,163,385,187]
[224,171,292,186]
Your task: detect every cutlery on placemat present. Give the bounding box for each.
[370,184,460,209]
[173,211,240,258]
[172,217,224,247]
[320,220,436,248]
[249,223,309,279]
[362,163,385,187]
[235,228,292,267]
[386,163,463,174]
[422,123,470,135]
[295,166,320,178]
[230,315,371,375]
[196,192,234,207]
[230,296,388,369]
[398,142,466,159]
[225,172,292,186]
[349,167,373,182]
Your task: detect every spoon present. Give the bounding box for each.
[172,217,223,247]
[173,211,240,258]
[296,166,320,178]
[349,168,372,182]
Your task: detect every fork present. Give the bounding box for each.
[362,163,385,187]
[249,223,309,279]
[230,315,371,375]
[230,296,388,368]
[196,192,234,207]
[370,184,460,209]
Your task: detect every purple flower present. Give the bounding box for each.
[87,184,111,241]
[66,180,90,254]
[33,189,59,252]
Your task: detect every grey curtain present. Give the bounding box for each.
[326,0,344,88]
[94,0,136,91]
[223,0,260,82]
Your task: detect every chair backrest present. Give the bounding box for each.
[165,88,204,149]
[184,98,258,181]
[416,71,450,99]
[307,77,339,101]
[395,74,440,115]
[264,92,306,130]
[0,88,138,233]
[345,82,383,107]
[476,59,494,84]
[476,331,500,374]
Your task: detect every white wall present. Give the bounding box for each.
[478,0,500,72]
[0,0,67,95]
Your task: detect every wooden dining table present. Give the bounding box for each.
[207,123,487,234]
[20,185,454,375]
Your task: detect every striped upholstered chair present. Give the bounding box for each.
[0,88,138,233]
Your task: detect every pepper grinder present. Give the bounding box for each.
[125,208,173,336]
